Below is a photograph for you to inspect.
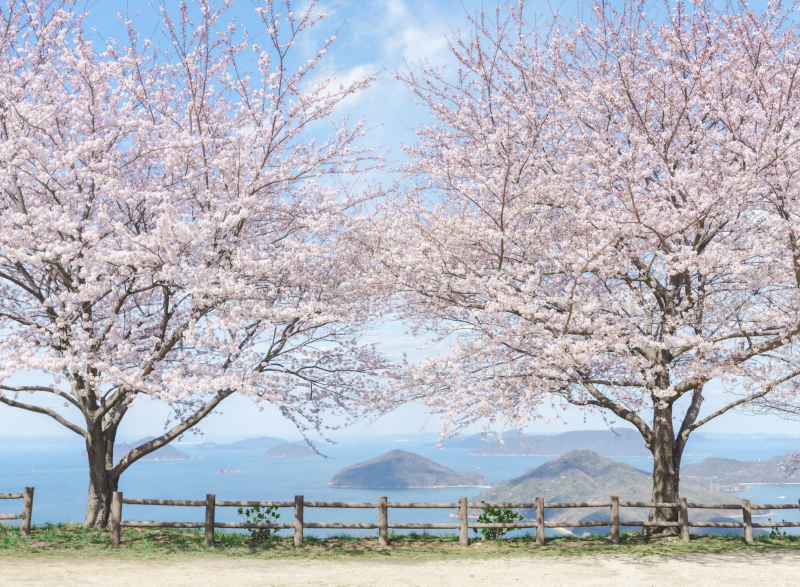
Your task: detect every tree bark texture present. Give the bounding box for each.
[83,423,120,528]
[647,402,680,534]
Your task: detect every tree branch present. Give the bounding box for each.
[580,382,652,443]
[675,385,704,457]
[109,389,234,478]
[0,384,80,408]
[0,394,86,437]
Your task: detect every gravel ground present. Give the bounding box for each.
[1,552,797,586]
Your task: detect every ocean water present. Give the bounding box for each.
[1,433,799,537]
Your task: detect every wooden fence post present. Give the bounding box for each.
[205,494,216,546]
[110,491,122,546]
[294,495,304,547]
[535,496,545,546]
[679,497,690,542]
[610,495,619,545]
[458,497,468,547]
[742,498,753,544]
[20,487,34,537]
[378,496,388,547]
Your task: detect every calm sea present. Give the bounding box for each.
[1,433,799,537]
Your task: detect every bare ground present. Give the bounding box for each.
[1,552,797,586]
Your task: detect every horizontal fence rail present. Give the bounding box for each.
[108,492,800,547]
[0,487,34,536]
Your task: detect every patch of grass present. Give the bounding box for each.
[2,524,800,560]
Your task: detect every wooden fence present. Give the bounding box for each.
[0,487,34,536]
[109,492,800,546]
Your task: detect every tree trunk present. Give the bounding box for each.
[83,424,119,528]
[647,402,680,535]
[672,433,688,505]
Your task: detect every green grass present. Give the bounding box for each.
[2,524,800,559]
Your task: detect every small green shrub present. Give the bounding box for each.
[768,518,788,540]
[236,506,280,542]
[473,501,524,540]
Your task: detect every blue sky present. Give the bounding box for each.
[1,0,796,440]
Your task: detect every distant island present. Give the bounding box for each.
[197,436,286,451]
[682,455,800,491]
[462,429,650,457]
[472,449,746,531]
[329,450,487,488]
[81,437,191,463]
[263,443,318,458]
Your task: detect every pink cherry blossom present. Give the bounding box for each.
[378,0,800,530]
[0,0,397,527]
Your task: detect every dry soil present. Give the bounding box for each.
[1,551,797,586]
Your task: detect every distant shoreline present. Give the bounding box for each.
[468,453,651,458]
[739,482,800,486]
[328,484,493,489]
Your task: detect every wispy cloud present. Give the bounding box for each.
[376,0,452,65]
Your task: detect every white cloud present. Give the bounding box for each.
[379,0,450,64]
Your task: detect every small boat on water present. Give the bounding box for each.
[217,468,241,474]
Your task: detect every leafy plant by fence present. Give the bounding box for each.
[769,519,790,540]
[474,502,524,540]
[237,506,281,542]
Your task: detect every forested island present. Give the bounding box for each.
[197,436,286,451]
[329,450,487,488]
[263,443,318,458]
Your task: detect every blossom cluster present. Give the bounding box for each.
[0,0,396,461]
[379,0,800,455]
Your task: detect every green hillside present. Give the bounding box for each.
[472,450,743,527]
[329,450,487,488]
[682,455,800,490]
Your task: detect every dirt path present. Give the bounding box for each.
[1,552,797,586]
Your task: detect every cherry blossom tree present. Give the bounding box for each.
[381,0,800,531]
[0,0,395,527]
